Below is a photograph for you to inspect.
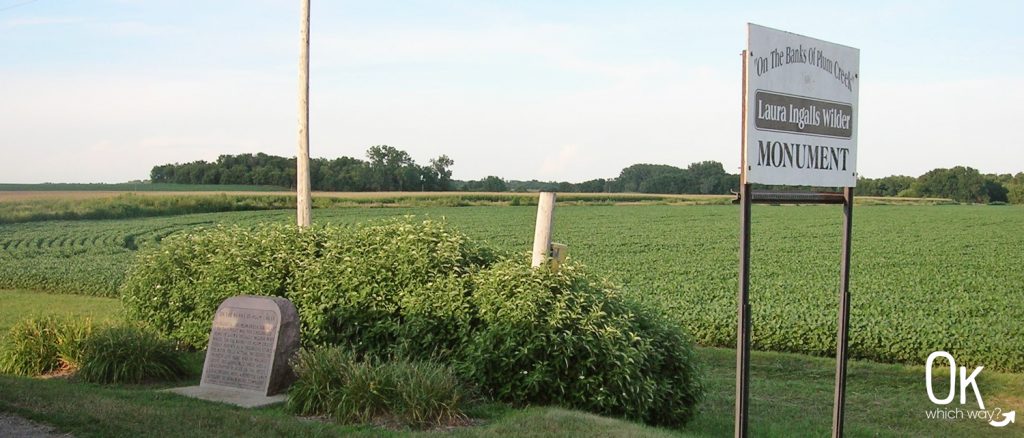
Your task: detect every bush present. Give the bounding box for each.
[122,219,703,426]
[287,345,467,429]
[76,325,189,384]
[461,260,703,427]
[0,316,92,376]
[121,219,496,351]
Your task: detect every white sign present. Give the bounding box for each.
[744,24,860,187]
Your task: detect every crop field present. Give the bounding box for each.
[1,204,1021,372]
[1,190,950,225]
[0,191,735,225]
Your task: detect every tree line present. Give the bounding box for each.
[456,165,1023,204]
[151,146,1023,203]
[855,167,1024,204]
[457,161,739,195]
[150,146,454,192]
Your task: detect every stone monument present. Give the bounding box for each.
[166,295,300,408]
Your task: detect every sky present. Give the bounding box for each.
[1,0,1022,183]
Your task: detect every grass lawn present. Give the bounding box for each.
[2,346,1021,437]
[1,290,1021,437]
[0,290,121,332]
[690,348,1024,437]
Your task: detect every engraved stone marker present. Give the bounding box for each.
[165,295,300,407]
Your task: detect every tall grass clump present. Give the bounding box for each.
[76,325,189,384]
[0,316,92,376]
[287,345,467,429]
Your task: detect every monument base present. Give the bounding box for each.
[163,385,288,408]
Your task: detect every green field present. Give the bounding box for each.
[1,204,1021,372]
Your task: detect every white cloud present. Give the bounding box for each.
[316,23,584,66]
[859,77,1021,177]
[2,16,85,27]
[90,20,184,37]
[540,144,581,176]
[0,70,294,183]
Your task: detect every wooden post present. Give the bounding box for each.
[531,192,556,268]
[296,0,312,228]
[735,49,750,438]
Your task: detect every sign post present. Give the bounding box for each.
[833,185,854,437]
[736,24,860,438]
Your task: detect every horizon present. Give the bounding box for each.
[4,151,1016,187]
[2,1,1022,183]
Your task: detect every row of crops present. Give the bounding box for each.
[1,204,1021,371]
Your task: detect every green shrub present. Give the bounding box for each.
[287,345,467,429]
[121,219,495,351]
[461,260,703,427]
[76,325,189,384]
[122,219,704,426]
[0,316,92,376]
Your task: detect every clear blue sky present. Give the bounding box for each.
[2,0,1021,183]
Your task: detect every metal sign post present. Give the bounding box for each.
[735,24,860,438]
[832,186,854,437]
[735,182,752,437]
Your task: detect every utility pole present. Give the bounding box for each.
[296,0,312,227]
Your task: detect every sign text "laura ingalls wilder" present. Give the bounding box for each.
[744,23,860,188]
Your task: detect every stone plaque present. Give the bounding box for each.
[199,296,300,396]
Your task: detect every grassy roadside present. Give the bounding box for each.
[1,291,1020,437]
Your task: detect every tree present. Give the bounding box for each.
[856,175,915,197]
[1008,184,1024,204]
[480,176,507,192]
[686,161,729,194]
[366,145,415,191]
[220,165,250,185]
[1007,172,1024,205]
[983,178,1009,203]
[911,166,988,203]
[576,178,607,193]
[617,164,684,193]
[150,165,175,183]
[429,155,455,191]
